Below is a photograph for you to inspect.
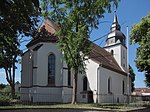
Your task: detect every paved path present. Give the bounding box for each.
[129,107,150,112]
[0,107,150,112]
[0,108,113,112]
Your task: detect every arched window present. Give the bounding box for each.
[108,77,111,93]
[122,80,125,94]
[83,76,87,91]
[48,53,55,85]
[111,50,114,55]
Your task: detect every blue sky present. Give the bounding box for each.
[90,0,150,88]
[0,0,150,88]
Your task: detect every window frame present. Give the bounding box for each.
[48,53,56,86]
[108,77,112,94]
[83,76,88,91]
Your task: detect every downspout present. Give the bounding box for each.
[97,65,100,103]
[61,51,64,103]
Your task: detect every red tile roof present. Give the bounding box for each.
[90,42,126,75]
[133,88,150,95]
[26,19,59,48]
[26,19,126,75]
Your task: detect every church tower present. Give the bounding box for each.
[104,11,127,72]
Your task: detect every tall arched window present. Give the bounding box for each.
[83,76,87,91]
[122,80,125,94]
[48,53,55,85]
[108,77,111,93]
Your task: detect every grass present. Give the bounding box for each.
[0,103,130,110]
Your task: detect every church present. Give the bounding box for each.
[20,12,131,103]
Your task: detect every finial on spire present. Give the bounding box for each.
[113,10,118,23]
[110,10,120,31]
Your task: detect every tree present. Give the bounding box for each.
[130,13,150,87]
[0,0,40,39]
[0,84,6,90]
[129,65,135,92]
[0,0,40,98]
[41,0,120,104]
[0,37,21,99]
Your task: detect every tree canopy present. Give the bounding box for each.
[0,0,40,98]
[130,13,150,87]
[41,0,120,104]
[0,0,40,39]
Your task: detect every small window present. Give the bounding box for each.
[48,53,55,85]
[111,50,114,55]
[108,77,112,93]
[68,67,71,86]
[123,64,125,68]
[123,50,125,59]
[83,76,88,91]
[122,80,125,94]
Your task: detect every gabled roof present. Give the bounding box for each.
[26,19,126,75]
[26,19,59,48]
[89,42,126,75]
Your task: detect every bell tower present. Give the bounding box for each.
[104,11,127,72]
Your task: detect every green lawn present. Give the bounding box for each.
[0,103,129,110]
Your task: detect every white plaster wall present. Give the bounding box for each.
[62,87,72,103]
[98,67,128,103]
[121,45,127,72]
[105,44,128,73]
[142,93,150,96]
[32,87,62,102]
[85,59,99,92]
[21,51,32,87]
[33,51,37,85]
[20,88,30,101]
[62,69,73,87]
[62,69,68,86]
[77,59,99,103]
[36,42,63,86]
[105,45,121,68]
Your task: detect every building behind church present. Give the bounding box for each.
[20,12,132,103]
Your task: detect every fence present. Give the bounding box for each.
[0,92,150,106]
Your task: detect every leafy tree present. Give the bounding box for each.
[130,13,150,87]
[0,84,6,90]
[129,65,135,92]
[0,0,40,98]
[0,0,40,39]
[0,37,21,99]
[41,0,120,104]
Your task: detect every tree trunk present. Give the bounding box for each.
[10,84,15,99]
[71,70,78,104]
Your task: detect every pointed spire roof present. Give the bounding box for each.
[104,11,126,47]
[111,11,121,31]
[113,11,118,23]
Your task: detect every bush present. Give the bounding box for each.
[0,95,10,106]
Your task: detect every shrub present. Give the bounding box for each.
[0,95,10,106]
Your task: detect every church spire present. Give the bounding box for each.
[113,11,118,23]
[111,11,121,31]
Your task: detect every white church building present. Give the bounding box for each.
[20,12,131,103]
